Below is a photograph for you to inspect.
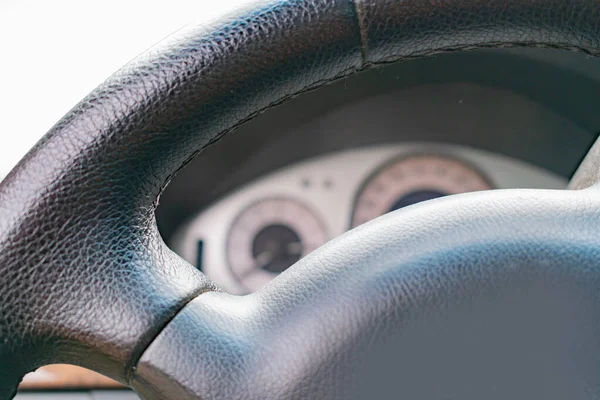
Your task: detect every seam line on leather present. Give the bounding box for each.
[352,0,368,64]
[155,66,360,202]
[125,285,215,384]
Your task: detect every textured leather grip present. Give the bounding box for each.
[1,0,600,398]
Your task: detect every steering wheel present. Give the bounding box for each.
[3,0,600,398]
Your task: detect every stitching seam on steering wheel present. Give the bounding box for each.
[371,41,600,65]
[352,0,368,63]
[154,65,361,208]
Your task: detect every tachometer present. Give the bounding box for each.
[351,155,492,228]
[227,197,328,293]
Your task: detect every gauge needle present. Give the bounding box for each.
[236,252,275,281]
[239,240,304,281]
[255,251,274,270]
[256,240,302,268]
[286,241,303,256]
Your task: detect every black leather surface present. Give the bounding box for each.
[2,0,600,398]
[133,188,600,399]
[356,0,600,63]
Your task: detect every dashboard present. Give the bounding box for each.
[171,143,565,294]
[14,47,600,398]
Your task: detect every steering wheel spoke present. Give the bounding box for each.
[132,188,600,399]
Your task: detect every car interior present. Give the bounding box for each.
[5,0,600,399]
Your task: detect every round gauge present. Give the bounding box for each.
[227,197,328,293]
[351,155,492,228]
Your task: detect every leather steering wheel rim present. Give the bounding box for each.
[3,0,600,398]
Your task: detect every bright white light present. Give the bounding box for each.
[0,0,253,179]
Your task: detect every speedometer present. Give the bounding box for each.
[227,197,328,293]
[351,155,492,228]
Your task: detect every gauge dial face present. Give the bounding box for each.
[351,155,492,228]
[227,197,328,293]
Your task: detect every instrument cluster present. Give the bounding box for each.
[171,143,565,294]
